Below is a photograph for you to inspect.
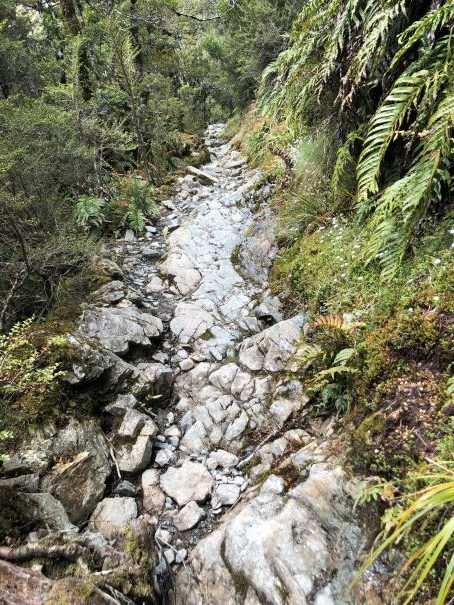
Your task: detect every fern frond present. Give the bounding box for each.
[357,69,429,203]
[392,2,454,67]
[311,314,345,331]
[295,343,325,367]
[333,347,357,366]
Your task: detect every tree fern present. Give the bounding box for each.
[357,69,429,203]
[363,85,454,279]
[392,2,454,67]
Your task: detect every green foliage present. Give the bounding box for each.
[75,172,158,233]
[360,462,454,605]
[295,314,362,414]
[0,319,70,447]
[257,0,454,280]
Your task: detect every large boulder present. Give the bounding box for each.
[77,306,163,356]
[173,462,367,605]
[238,315,307,372]
[160,461,213,507]
[90,497,138,540]
[22,492,77,532]
[131,363,174,401]
[41,450,110,524]
[237,209,277,284]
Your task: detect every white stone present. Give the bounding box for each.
[160,461,213,507]
[211,483,240,507]
[174,501,205,531]
[206,449,239,470]
[142,469,165,515]
[90,497,137,539]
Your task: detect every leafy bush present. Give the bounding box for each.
[0,319,68,437]
[257,1,454,280]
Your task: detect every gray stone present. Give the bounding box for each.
[41,450,109,524]
[89,280,125,305]
[174,501,205,531]
[142,246,163,260]
[131,363,174,401]
[211,483,240,507]
[105,394,138,416]
[160,461,213,507]
[142,469,165,515]
[117,433,154,473]
[155,449,175,467]
[115,480,137,497]
[77,306,163,356]
[25,493,77,532]
[91,497,137,539]
[180,358,195,371]
[117,409,147,438]
[146,276,165,293]
[238,315,307,372]
[0,473,39,492]
[64,337,114,386]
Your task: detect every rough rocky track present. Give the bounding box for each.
[0,125,385,604]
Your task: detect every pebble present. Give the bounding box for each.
[175,548,187,563]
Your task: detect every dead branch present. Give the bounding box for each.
[0,542,91,563]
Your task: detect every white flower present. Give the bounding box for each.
[433,258,441,266]
[449,228,454,235]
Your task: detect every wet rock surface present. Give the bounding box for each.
[0,124,385,604]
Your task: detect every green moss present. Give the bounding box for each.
[199,329,214,341]
[231,244,241,268]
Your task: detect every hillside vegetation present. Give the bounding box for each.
[230,1,454,601]
[0,1,453,603]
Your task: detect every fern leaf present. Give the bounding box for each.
[357,69,429,203]
[333,348,357,366]
[311,314,345,331]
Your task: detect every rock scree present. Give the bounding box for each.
[0,124,385,604]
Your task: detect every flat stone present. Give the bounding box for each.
[105,394,138,416]
[0,473,39,492]
[211,483,240,507]
[160,461,213,507]
[90,497,137,539]
[206,450,239,470]
[173,501,205,531]
[117,434,153,473]
[142,469,165,514]
[77,307,163,356]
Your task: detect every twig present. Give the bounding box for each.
[236,429,279,470]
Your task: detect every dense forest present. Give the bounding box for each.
[0,1,453,604]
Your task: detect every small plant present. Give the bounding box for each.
[296,314,363,414]
[75,195,106,230]
[111,172,159,233]
[75,172,159,234]
[359,461,454,605]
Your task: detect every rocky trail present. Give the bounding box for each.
[0,126,384,604]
